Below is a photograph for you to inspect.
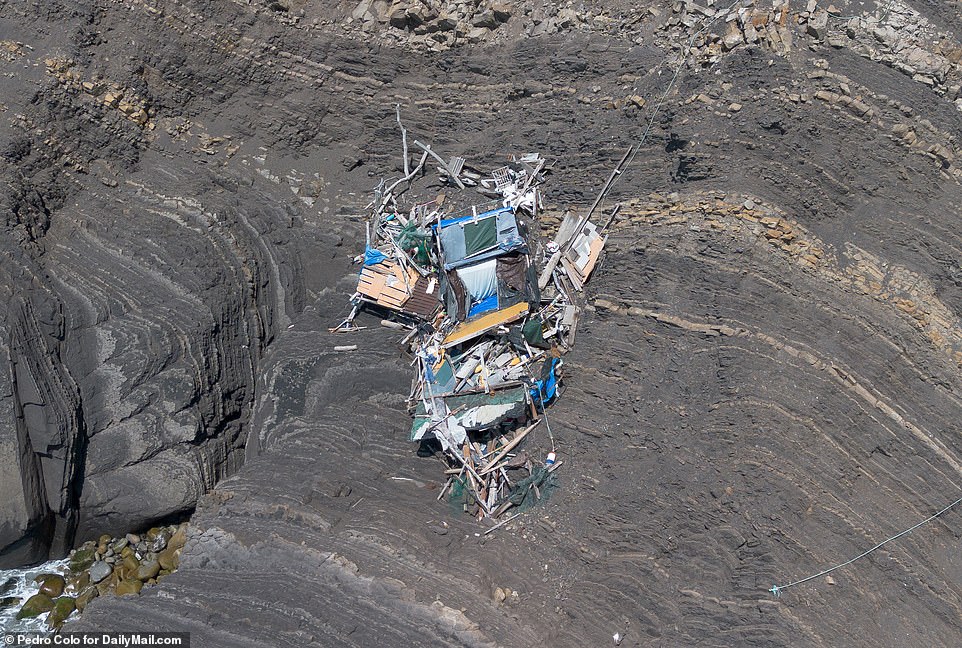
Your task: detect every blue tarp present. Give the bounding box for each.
[436,206,512,229]
[467,293,499,317]
[531,357,562,408]
[363,246,388,266]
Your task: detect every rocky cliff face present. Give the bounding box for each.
[0,0,312,565]
[5,0,962,645]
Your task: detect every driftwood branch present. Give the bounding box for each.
[396,104,410,179]
[377,150,429,217]
[413,139,466,189]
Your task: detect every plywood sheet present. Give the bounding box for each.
[356,261,413,310]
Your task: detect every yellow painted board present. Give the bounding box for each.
[442,302,529,348]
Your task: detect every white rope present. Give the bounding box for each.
[769,493,962,597]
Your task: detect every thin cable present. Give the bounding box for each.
[769,493,962,597]
[619,0,895,191]
[618,0,742,183]
[538,390,556,452]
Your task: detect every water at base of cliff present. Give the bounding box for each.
[0,559,69,634]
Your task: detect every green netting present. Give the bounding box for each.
[448,476,470,514]
[448,467,558,516]
[501,467,558,512]
[397,223,432,265]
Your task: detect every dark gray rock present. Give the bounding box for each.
[471,10,499,29]
[807,10,829,40]
[436,13,458,31]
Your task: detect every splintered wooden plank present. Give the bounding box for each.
[553,210,580,247]
[560,256,585,291]
[442,302,529,348]
[478,420,541,475]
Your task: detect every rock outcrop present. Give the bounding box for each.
[0,2,309,565]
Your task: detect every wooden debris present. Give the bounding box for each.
[334,112,586,523]
[483,512,522,535]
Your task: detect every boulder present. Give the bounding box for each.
[149,534,168,553]
[351,0,373,20]
[405,3,436,27]
[436,13,458,31]
[115,579,143,596]
[556,8,579,29]
[89,561,112,583]
[75,587,99,613]
[69,548,96,572]
[158,546,181,571]
[46,596,75,629]
[466,27,488,43]
[491,2,512,22]
[68,571,90,594]
[388,6,408,29]
[807,10,829,40]
[16,593,54,619]
[471,10,499,29]
[723,26,743,51]
[35,573,65,598]
[0,596,21,609]
[120,555,141,579]
[136,559,161,581]
[168,525,188,551]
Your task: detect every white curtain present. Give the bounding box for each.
[456,259,498,300]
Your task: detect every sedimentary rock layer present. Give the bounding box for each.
[4,0,962,645]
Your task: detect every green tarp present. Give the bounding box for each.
[522,317,550,349]
[463,218,498,256]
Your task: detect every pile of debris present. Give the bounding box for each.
[335,112,611,521]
